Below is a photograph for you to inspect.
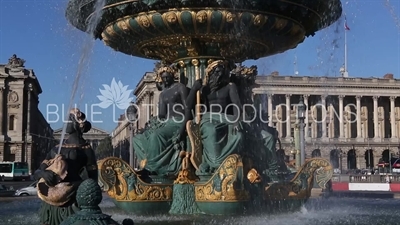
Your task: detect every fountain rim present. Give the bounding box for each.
[92,8,311,33]
[66,0,343,39]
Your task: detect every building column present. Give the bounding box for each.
[304,94,309,138]
[153,89,160,114]
[140,98,145,128]
[0,145,3,162]
[339,95,344,138]
[285,94,291,138]
[0,87,4,138]
[146,91,152,119]
[390,96,397,138]
[373,96,379,138]
[356,95,362,138]
[267,94,273,127]
[321,95,327,138]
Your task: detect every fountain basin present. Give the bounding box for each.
[65,0,342,62]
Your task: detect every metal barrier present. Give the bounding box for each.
[332,174,400,183]
[350,175,372,183]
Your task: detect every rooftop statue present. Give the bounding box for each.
[34,108,98,225]
[7,54,25,68]
[133,64,191,177]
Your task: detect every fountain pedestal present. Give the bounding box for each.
[66,0,342,216]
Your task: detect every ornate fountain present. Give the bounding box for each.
[66,0,341,215]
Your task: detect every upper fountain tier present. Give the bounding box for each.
[65,0,342,63]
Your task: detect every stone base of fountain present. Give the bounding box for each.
[98,154,333,215]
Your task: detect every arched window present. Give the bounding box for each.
[330,149,340,169]
[364,149,374,169]
[8,115,15,130]
[347,149,357,170]
[312,149,321,158]
[382,149,391,163]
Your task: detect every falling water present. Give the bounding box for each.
[57,0,106,153]
[383,0,400,30]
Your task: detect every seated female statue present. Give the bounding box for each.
[187,60,244,174]
[34,108,98,225]
[132,66,190,177]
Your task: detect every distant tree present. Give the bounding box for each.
[96,136,113,159]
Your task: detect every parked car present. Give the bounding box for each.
[0,183,15,197]
[14,181,37,196]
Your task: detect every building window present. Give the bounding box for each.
[9,115,15,130]
[312,149,322,158]
[308,123,312,137]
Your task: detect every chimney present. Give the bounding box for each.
[383,73,394,79]
[271,71,279,76]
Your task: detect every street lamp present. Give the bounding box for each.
[126,103,137,168]
[297,96,306,166]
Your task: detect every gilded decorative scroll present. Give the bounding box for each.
[98,157,173,202]
[264,158,333,201]
[195,154,250,202]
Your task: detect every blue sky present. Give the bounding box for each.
[0,0,399,133]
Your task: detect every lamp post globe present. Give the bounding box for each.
[297,97,306,120]
[126,104,137,122]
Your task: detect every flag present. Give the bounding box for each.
[344,17,350,30]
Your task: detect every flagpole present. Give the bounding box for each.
[343,16,349,77]
[344,24,347,73]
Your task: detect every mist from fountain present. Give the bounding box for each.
[383,0,400,30]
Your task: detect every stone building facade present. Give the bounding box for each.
[0,55,53,173]
[53,126,110,152]
[252,75,400,171]
[134,72,161,129]
[111,114,133,163]
[111,72,160,166]
[112,70,400,172]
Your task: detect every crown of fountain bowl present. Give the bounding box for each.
[65,0,342,63]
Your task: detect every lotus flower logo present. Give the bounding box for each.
[97,78,133,110]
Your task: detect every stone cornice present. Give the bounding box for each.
[255,75,400,89]
[134,72,156,96]
[280,137,400,145]
[0,65,43,94]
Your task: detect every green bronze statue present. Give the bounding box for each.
[229,65,286,182]
[132,65,191,177]
[186,60,245,174]
[34,108,98,225]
